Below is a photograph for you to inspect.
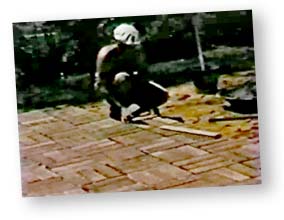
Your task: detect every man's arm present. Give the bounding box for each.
[95,44,119,90]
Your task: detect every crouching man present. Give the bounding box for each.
[94,23,168,122]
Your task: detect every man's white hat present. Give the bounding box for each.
[113,23,141,45]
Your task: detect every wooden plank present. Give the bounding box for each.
[209,114,258,122]
[160,125,221,138]
[132,115,157,122]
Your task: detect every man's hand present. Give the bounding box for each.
[122,114,134,123]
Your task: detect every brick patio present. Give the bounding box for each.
[18,83,261,197]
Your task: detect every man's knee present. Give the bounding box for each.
[112,72,132,96]
[113,72,130,85]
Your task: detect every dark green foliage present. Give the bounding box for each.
[13,10,255,111]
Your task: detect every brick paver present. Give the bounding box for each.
[18,83,261,197]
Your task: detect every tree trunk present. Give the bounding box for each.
[192,14,205,71]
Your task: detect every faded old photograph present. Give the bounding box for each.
[13,10,260,197]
